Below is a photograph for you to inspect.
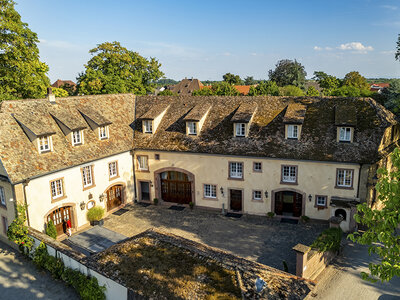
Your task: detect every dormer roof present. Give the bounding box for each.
[335,105,357,126]
[231,102,257,123]
[50,108,88,132]
[139,104,169,120]
[13,113,56,137]
[183,105,212,121]
[283,103,306,124]
[78,106,112,128]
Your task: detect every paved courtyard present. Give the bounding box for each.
[102,203,328,274]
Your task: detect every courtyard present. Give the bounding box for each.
[98,203,327,274]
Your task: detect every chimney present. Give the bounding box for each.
[47,87,56,103]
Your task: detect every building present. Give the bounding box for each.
[169,78,203,95]
[0,94,397,241]
[51,79,77,91]
[370,83,390,93]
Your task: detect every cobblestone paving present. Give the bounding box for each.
[104,203,328,274]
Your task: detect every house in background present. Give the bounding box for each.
[51,79,77,92]
[370,83,390,94]
[169,78,204,95]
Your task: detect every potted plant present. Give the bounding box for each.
[189,201,194,210]
[87,206,105,226]
[153,198,159,205]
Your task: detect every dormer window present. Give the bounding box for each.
[235,123,246,137]
[143,120,153,134]
[287,124,299,139]
[38,135,52,153]
[99,126,109,140]
[187,121,197,135]
[72,130,83,146]
[339,127,352,142]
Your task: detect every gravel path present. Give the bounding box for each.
[103,203,327,274]
[0,241,78,300]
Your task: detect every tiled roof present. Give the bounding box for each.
[133,95,396,164]
[234,85,252,95]
[51,79,76,88]
[283,103,307,124]
[139,103,170,120]
[231,102,257,123]
[183,105,212,121]
[335,105,357,126]
[0,94,135,184]
[170,78,203,95]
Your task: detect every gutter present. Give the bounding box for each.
[23,179,31,226]
[356,163,362,199]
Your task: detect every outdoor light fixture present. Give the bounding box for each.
[99,193,105,202]
[264,191,268,198]
[80,201,85,210]
[220,187,224,196]
[308,194,312,202]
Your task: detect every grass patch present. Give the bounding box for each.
[95,237,241,299]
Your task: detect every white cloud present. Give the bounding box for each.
[313,46,333,51]
[337,42,373,52]
[381,5,397,10]
[380,50,395,55]
[313,46,322,51]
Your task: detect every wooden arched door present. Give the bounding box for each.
[160,171,192,204]
[106,184,123,211]
[47,206,72,236]
[274,191,303,217]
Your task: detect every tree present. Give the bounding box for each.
[212,82,240,96]
[77,41,164,95]
[192,87,214,96]
[60,83,76,96]
[313,71,340,95]
[349,148,400,282]
[279,85,304,96]
[343,71,369,90]
[52,87,68,97]
[7,204,34,254]
[0,0,50,100]
[381,79,400,114]
[222,73,242,85]
[244,76,256,85]
[248,81,280,96]
[268,59,307,87]
[312,71,329,82]
[331,85,361,97]
[157,89,178,96]
[306,86,320,96]
[396,34,400,62]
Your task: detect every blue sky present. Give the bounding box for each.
[16,0,400,82]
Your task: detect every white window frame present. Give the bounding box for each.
[282,166,297,183]
[109,161,118,178]
[204,184,217,198]
[316,195,327,207]
[253,190,262,201]
[229,162,243,179]
[337,169,353,188]
[187,121,197,135]
[143,120,153,133]
[287,124,299,139]
[235,123,246,137]
[137,156,148,171]
[82,166,93,187]
[0,187,5,206]
[38,135,51,153]
[99,126,109,140]
[72,130,83,146]
[50,179,64,199]
[339,127,352,142]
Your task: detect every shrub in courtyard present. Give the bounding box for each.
[311,227,342,253]
[7,204,34,254]
[189,201,194,209]
[45,220,57,239]
[87,206,105,222]
[300,215,310,223]
[267,212,275,218]
[153,198,159,205]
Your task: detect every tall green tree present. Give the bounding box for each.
[343,71,369,90]
[77,41,164,95]
[313,71,340,95]
[222,73,242,85]
[243,76,256,85]
[212,81,240,96]
[396,34,400,62]
[248,81,279,96]
[268,59,307,88]
[306,86,320,96]
[0,0,50,100]
[349,148,400,282]
[279,85,304,96]
[381,79,400,115]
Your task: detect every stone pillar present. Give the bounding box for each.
[292,244,311,278]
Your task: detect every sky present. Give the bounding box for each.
[15,0,400,82]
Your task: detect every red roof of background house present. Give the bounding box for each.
[51,79,77,89]
[234,85,252,95]
[370,83,390,91]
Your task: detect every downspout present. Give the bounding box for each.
[23,179,31,227]
[132,95,138,202]
[356,163,362,199]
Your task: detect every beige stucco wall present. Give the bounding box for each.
[135,150,360,220]
[23,151,134,233]
[0,180,16,242]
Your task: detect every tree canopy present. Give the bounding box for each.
[268,59,307,88]
[343,71,370,90]
[243,76,256,85]
[77,41,164,95]
[0,0,50,100]
[306,86,320,96]
[192,82,239,96]
[248,81,279,96]
[222,73,242,85]
[396,34,400,62]
[52,87,68,97]
[381,79,400,115]
[349,148,400,282]
[279,85,304,96]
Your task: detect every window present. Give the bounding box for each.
[143,120,153,133]
[339,127,352,142]
[253,190,262,201]
[253,162,262,172]
[38,135,51,153]
[99,126,109,140]
[204,184,217,198]
[109,161,118,178]
[0,187,5,207]
[229,162,243,179]
[235,123,246,137]
[137,156,148,171]
[282,165,297,183]
[155,154,160,160]
[287,125,299,139]
[72,130,82,145]
[82,166,94,188]
[336,169,353,188]
[50,179,64,199]
[187,122,197,135]
[315,195,327,208]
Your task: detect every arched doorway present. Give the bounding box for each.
[160,170,192,204]
[106,184,123,211]
[273,190,304,217]
[47,206,73,236]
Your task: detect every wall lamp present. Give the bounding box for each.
[220,187,224,196]
[308,194,312,202]
[264,191,268,198]
[99,193,105,202]
[80,201,86,210]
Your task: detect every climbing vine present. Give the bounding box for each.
[7,204,34,254]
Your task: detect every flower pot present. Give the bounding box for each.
[90,219,104,226]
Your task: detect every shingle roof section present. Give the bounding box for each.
[335,105,357,126]
[170,78,203,95]
[50,108,88,131]
[139,104,169,120]
[13,111,56,136]
[78,105,112,126]
[231,102,257,123]
[183,105,211,121]
[133,95,395,164]
[283,103,307,124]
[0,94,135,183]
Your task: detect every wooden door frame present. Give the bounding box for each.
[104,181,127,212]
[271,188,306,217]
[228,188,244,212]
[44,203,77,234]
[154,167,195,205]
[138,180,152,202]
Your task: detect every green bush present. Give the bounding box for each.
[34,242,106,300]
[86,206,105,222]
[7,204,34,254]
[153,198,159,205]
[311,227,343,253]
[267,212,275,218]
[46,220,57,239]
[300,215,310,223]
